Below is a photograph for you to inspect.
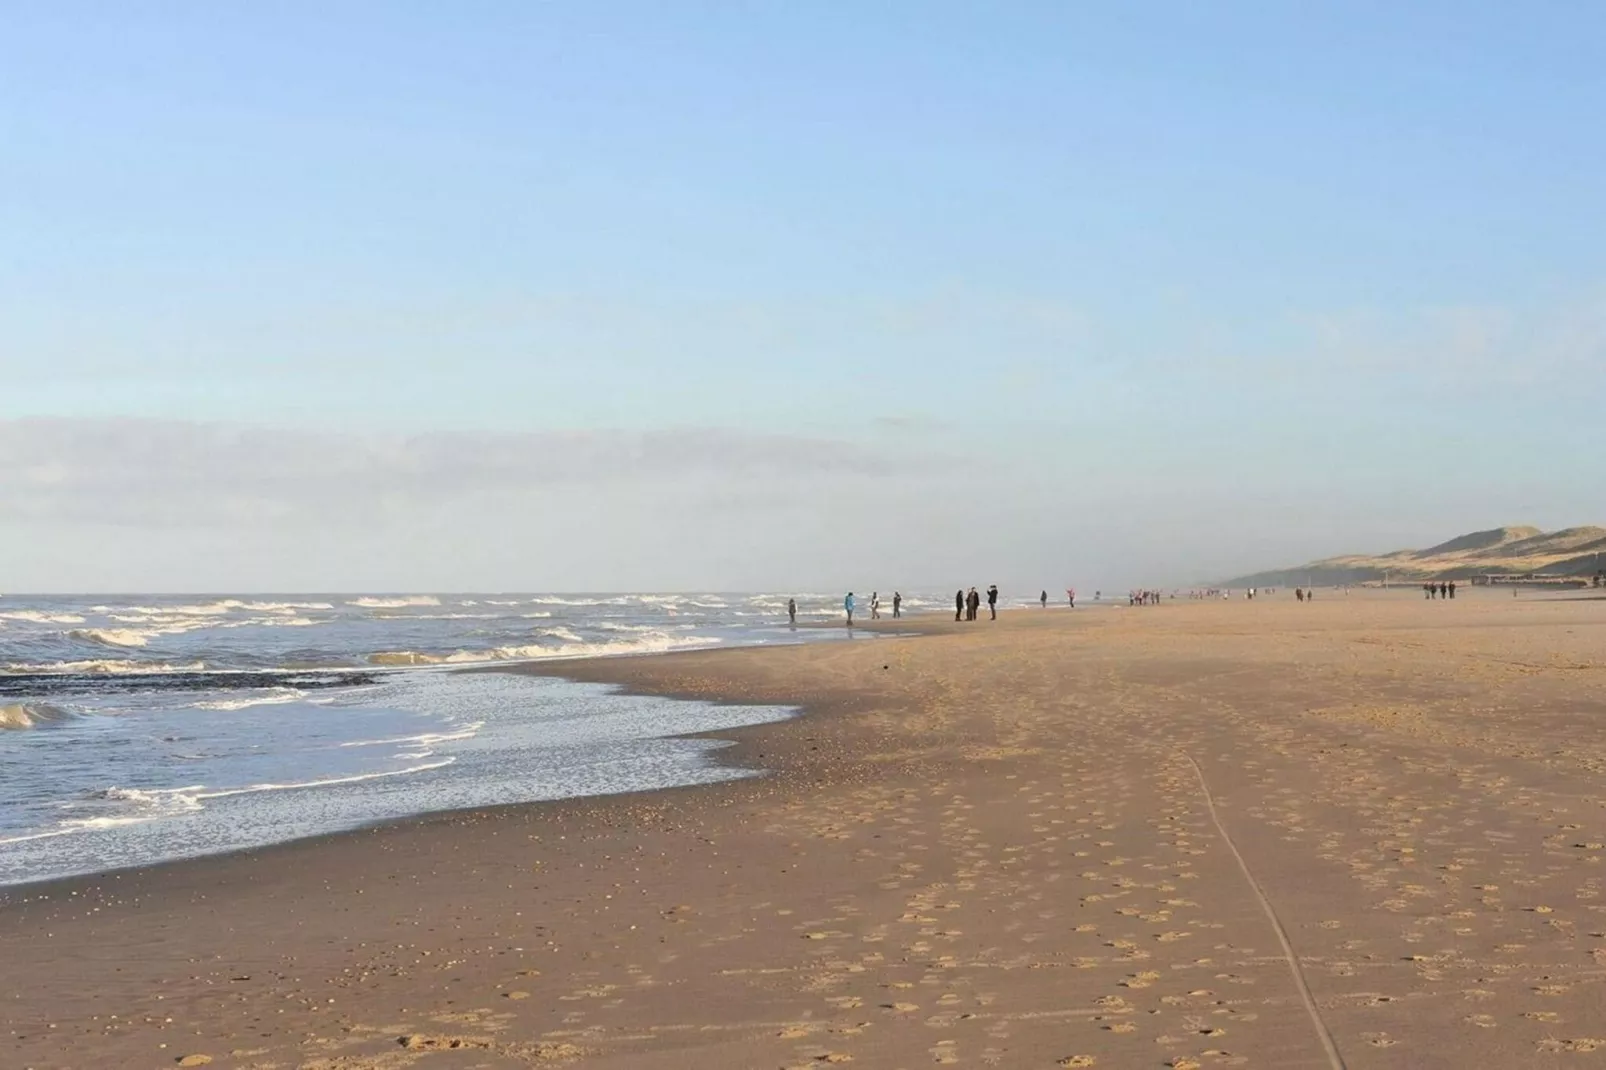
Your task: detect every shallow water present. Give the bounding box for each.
[0,591,934,885]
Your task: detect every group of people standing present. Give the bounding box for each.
[840,590,902,626]
[1424,581,1457,600]
[955,585,998,621]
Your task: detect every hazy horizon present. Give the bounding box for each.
[5,5,1603,592]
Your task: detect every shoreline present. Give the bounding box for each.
[9,596,1606,1068]
[0,621,882,891]
[0,620,939,896]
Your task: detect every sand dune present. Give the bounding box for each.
[1230,524,1606,586]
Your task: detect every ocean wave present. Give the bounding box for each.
[348,595,442,609]
[528,596,630,607]
[193,759,454,799]
[31,760,456,840]
[69,627,154,648]
[366,633,721,667]
[189,687,307,711]
[373,612,508,620]
[97,785,204,806]
[0,828,80,845]
[0,610,87,625]
[338,723,483,748]
[520,611,554,618]
[0,703,73,730]
[539,626,586,643]
[105,599,324,619]
[2,658,209,675]
[218,615,322,629]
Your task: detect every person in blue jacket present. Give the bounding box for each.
[844,592,855,627]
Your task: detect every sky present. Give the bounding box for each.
[3,2,1604,592]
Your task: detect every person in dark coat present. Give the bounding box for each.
[955,589,964,622]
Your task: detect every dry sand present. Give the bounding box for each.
[5,590,1606,1069]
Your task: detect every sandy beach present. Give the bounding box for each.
[6,590,1606,1069]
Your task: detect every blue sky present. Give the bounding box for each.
[2,3,1603,590]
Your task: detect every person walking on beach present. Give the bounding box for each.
[987,584,999,620]
[844,592,855,627]
[1449,581,1457,599]
[1068,588,1076,608]
[787,598,797,626]
[871,592,881,620]
[955,588,964,622]
[892,591,902,618]
[966,587,980,621]
[1040,590,1048,609]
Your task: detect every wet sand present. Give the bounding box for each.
[5,590,1606,1068]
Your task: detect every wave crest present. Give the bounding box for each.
[69,627,152,648]
[0,703,73,730]
[367,633,721,667]
[347,596,441,609]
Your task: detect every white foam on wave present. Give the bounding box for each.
[7,759,456,846]
[194,759,455,799]
[373,612,507,620]
[338,723,483,748]
[4,658,210,675]
[69,627,155,648]
[0,703,72,730]
[540,626,586,643]
[366,633,722,667]
[348,595,442,609]
[0,610,86,625]
[0,828,80,845]
[190,687,307,711]
[107,599,330,619]
[528,596,630,607]
[220,615,322,629]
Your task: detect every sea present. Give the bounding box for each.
[0,591,941,888]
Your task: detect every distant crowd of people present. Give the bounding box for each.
[810,577,1466,628]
